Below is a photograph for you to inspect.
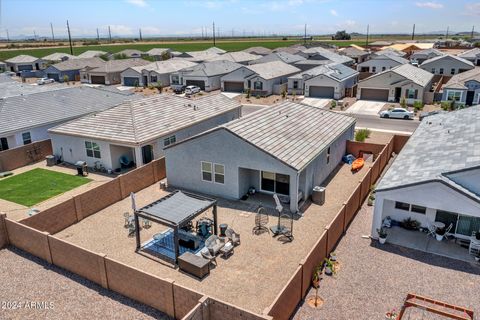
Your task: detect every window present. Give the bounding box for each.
[431,68,435,73]
[406,89,417,99]
[411,205,426,214]
[447,90,462,101]
[163,135,176,147]
[151,75,158,83]
[371,66,376,73]
[254,81,263,90]
[395,201,410,211]
[201,161,212,182]
[293,81,298,89]
[439,68,444,75]
[327,146,331,164]
[171,75,180,85]
[22,132,32,145]
[260,171,289,195]
[0,137,9,151]
[381,67,386,71]
[214,164,225,184]
[85,141,101,158]
[450,68,455,75]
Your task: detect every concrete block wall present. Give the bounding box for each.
[0,139,53,172]
[120,162,155,197]
[208,297,272,320]
[393,135,410,154]
[265,265,303,320]
[346,140,385,159]
[77,179,122,219]
[299,230,327,298]
[21,198,77,234]
[173,283,204,319]
[0,213,9,249]
[326,205,346,253]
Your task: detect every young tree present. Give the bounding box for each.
[332,30,351,40]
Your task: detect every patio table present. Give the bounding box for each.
[433,222,445,229]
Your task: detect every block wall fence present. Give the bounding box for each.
[0,139,52,172]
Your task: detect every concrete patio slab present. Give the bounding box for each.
[301,97,332,109]
[347,100,386,116]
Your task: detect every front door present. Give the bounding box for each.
[141,145,154,164]
[261,171,290,196]
[394,87,402,102]
[466,91,475,106]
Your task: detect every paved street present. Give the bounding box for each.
[353,113,419,134]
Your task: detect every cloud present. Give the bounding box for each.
[330,9,338,16]
[415,2,444,9]
[188,0,237,10]
[464,2,480,16]
[125,0,147,7]
[107,25,134,35]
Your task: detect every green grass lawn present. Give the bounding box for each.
[0,168,91,207]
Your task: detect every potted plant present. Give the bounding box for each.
[435,227,446,241]
[324,258,336,276]
[329,252,337,262]
[307,265,324,308]
[385,308,398,320]
[377,227,388,244]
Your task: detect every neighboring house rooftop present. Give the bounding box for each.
[444,67,480,89]
[411,48,444,58]
[302,47,353,64]
[374,48,407,57]
[369,41,393,46]
[5,54,41,63]
[250,52,306,65]
[382,43,434,51]
[458,48,480,59]
[204,47,227,54]
[177,60,242,77]
[42,52,77,61]
[0,74,68,98]
[290,63,358,81]
[0,86,135,136]
[130,59,197,74]
[367,53,410,65]
[339,46,369,58]
[145,48,171,56]
[49,93,241,145]
[377,106,480,193]
[182,51,221,62]
[362,63,434,87]
[88,58,150,73]
[420,54,474,68]
[48,57,105,71]
[77,50,108,58]
[242,46,272,55]
[117,49,144,56]
[207,51,261,63]
[272,46,304,55]
[246,60,300,80]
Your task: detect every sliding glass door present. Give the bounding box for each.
[436,210,480,237]
[261,171,290,196]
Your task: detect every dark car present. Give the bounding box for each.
[173,85,186,94]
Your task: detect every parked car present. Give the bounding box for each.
[37,77,55,85]
[185,85,200,95]
[379,108,414,120]
[419,110,447,121]
[173,85,186,94]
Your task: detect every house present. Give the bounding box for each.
[374,48,407,57]
[80,58,150,85]
[339,46,370,64]
[42,52,77,63]
[0,73,67,98]
[43,57,105,82]
[300,47,354,66]
[272,46,306,55]
[206,51,261,65]
[410,48,444,64]
[170,60,242,91]
[77,50,108,58]
[368,40,394,48]
[357,53,409,74]
[380,43,434,56]
[242,46,272,56]
[49,94,241,171]
[120,59,197,87]
[249,52,306,65]
[164,101,356,213]
[357,63,434,103]
[177,51,222,63]
[420,54,474,76]
[144,48,172,60]
[287,63,359,98]
[116,49,144,58]
[457,48,480,66]
[204,47,227,54]
[372,106,480,243]
[5,55,45,72]
[221,60,300,95]
[441,67,480,106]
[0,86,134,151]
[0,61,5,72]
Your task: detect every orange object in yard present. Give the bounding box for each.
[351,158,365,171]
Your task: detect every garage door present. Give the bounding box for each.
[123,77,140,86]
[309,86,335,98]
[91,75,106,84]
[360,88,389,101]
[47,73,60,81]
[186,80,205,90]
[224,81,244,93]
[18,65,33,71]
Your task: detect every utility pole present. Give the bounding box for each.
[139,28,142,41]
[365,24,369,48]
[471,25,475,40]
[66,20,73,54]
[201,26,204,39]
[6,29,9,42]
[33,30,37,40]
[96,28,100,41]
[412,24,416,41]
[304,24,307,45]
[213,21,216,46]
[108,25,112,42]
[50,23,55,42]
[445,26,449,39]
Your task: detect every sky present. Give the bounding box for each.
[1,0,479,38]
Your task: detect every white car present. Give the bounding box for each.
[185,85,200,95]
[379,108,414,120]
[37,77,55,85]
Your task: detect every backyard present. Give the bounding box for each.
[0,167,90,207]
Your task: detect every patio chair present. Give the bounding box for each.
[444,223,454,241]
[225,228,241,246]
[252,206,269,235]
[427,221,437,238]
[205,235,225,256]
[128,223,136,237]
[200,248,217,267]
[278,213,294,242]
[142,218,152,229]
[124,212,131,228]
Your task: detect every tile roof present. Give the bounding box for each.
[458,48,480,59]
[117,49,144,56]
[77,50,108,58]
[249,52,306,65]
[5,54,41,63]
[129,59,197,74]
[242,46,272,55]
[246,60,300,80]
[390,63,434,87]
[420,54,474,68]
[0,86,135,136]
[145,48,171,56]
[302,47,353,64]
[223,101,356,170]
[370,53,410,64]
[87,58,150,73]
[289,63,358,81]
[272,47,304,55]
[49,93,241,145]
[377,106,480,193]
[410,48,444,58]
[42,52,77,61]
[0,74,69,98]
[176,60,242,77]
[374,48,407,57]
[48,57,105,71]
[340,46,369,58]
[182,51,221,62]
[206,51,261,63]
[204,47,227,54]
[444,67,480,89]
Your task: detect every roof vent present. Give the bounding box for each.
[193,105,198,111]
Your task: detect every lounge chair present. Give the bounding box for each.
[225,228,241,246]
[205,235,225,255]
[200,248,217,266]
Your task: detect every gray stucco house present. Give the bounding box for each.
[287,63,359,98]
[458,48,480,66]
[441,67,480,106]
[420,54,474,76]
[80,58,150,85]
[5,55,45,73]
[357,54,409,74]
[410,48,444,64]
[165,101,356,213]
[44,57,105,82]
[357,63,434,103]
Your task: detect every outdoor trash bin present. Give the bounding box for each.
[45,155,55,166]
[75,160,88,176]
[219,223,228,237]
[312,186,326,205]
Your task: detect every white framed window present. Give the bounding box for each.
[431,68,435,73]
[171,75,180,85]
[450,68,455,75]
[163,135,176,147]
[151,75,158,83]
[439,68,444,75]
[371,66,376,73]
[214,163,225,184]
[254,81,263,90]
[85,141,101,158]
[22,132,32,145]
[447,90,462,101]
[201,161,212,182]
[293,80,298,89]
[406,89,417,99]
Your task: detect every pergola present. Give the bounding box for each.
[134,190,218,264]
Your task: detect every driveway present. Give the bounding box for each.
[347,100,386,116]
[301,97,332,109]
[221,92,241,99]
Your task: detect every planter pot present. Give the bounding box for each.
[435,234,444,241]
[329,255,337,262]
[325,267,333,276]
[379,237,387,244]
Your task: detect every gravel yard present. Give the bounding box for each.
[0,247,171,320]
[293,201,480,320]
[55,163,368,314]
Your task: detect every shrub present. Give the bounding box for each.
[400,97,406,108]
[355,128,371,142]
[63,75,69,84]
[413,101,424,112]
[331,100,337,108]
[281,89,287,99]
[245,88,251,99]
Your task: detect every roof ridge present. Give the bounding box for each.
[127,100,141,143]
